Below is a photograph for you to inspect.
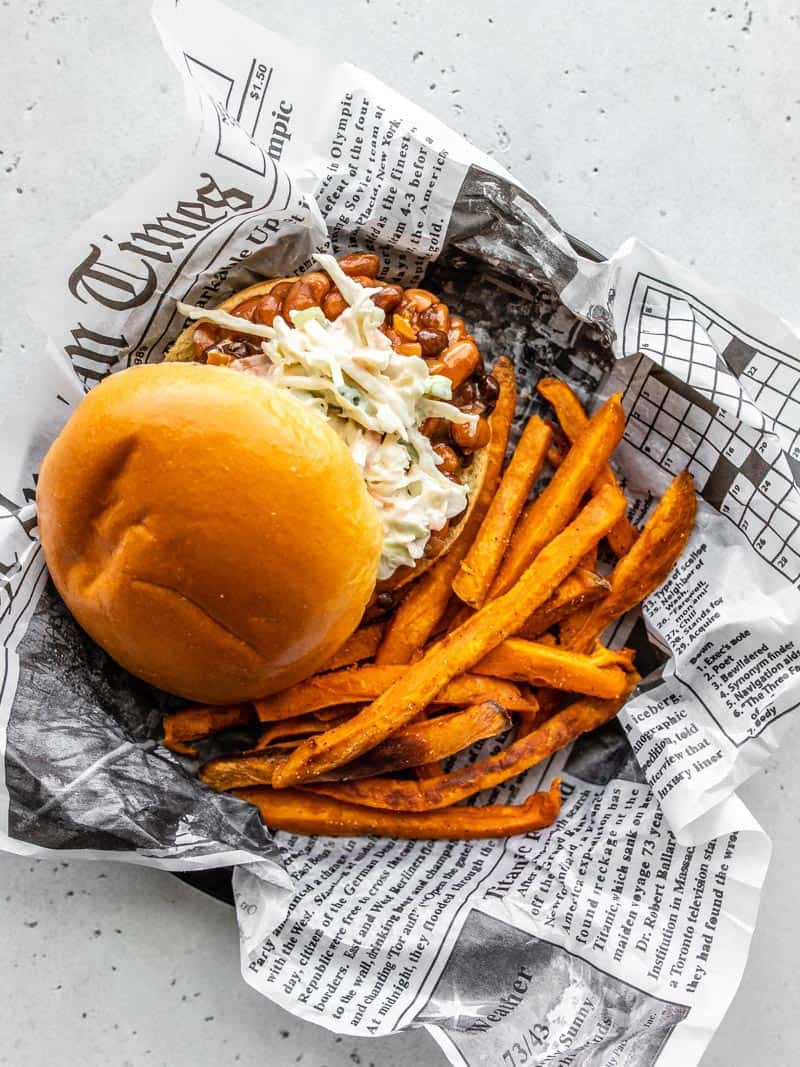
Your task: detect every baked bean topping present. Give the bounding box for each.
[322,289,348,321]
[447,315,466,344]
[396,342,423,357]
[428,338,481,389]
[372,285,403,313]
[432,442,460,475]
[252,293,282,326]
[452,379,479,407]
[392,314,417,341]
[418,328,448,357]
[420,417,449,440]
[231,296,262,321]
[476,372,500,412]
[451,410,491,453]
[192,323,218,358]
[419,302,450,333]
[338,252,380,278]
[282,272,332,317]
[188,257,495,481]
[206,349,233,367]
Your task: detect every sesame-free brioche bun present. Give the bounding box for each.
[37,362,383,704]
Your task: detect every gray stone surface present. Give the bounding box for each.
[1,1,798,1064]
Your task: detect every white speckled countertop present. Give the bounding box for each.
[1,2,798,1064]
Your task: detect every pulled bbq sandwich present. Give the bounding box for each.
[37,253,498,704]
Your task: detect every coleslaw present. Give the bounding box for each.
[177,255,474,580]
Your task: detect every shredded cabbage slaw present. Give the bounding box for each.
[177,255,474,580]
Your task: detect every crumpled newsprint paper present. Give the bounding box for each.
[1,0,798,1062]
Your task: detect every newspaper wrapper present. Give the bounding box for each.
[1,0,797,1062]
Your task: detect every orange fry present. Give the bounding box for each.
[255,665,538,721]
[564,470,697,653]
[538,378,638,556]
[515,568,609,639]
[273,484,627,787]
[199,749,287,791]
[254,715,330,749]
[490,394,625,598]
[321,702,511,780]
[203,703,510,791]
[314,704,365,723]
[321,622,384,672]
[310,677,637,812]
[474,638,632,699]
[235,779,562,839]
[162,704,254,756]
[376,358,517,665]
[453,416,552,609]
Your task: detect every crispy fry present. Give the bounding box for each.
[314,704,365,723]
[255,665,538,721]
[273,484,627,787]
[577,543,598,571]
[546,441,566,468]
[321,622,384,672]
[204,704,509,789]
[453,416,552,609]
[322,702,510,780]
[234,779,562,839]
[474,638,632,698]
[254,715,329,749]
[376,358,517,665]
[564,470,697,653]
[415,761,443,779]
[515,568,610,639]
[537,378,638,556]
[162,704,254,756]
[310,676,637,811]
[199,749,287,791]
[490,394,625,598]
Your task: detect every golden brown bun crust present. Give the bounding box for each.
[165,277,490,590]
[37,363,383,704]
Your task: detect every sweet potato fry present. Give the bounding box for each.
[321,622,384,672]
[515,569,609,639]
[199,749,287,791]
[474,638,632,699]
[203,703,510,790]
[546,441,566,468]
[453,416,552,609]
[375,358,517,665]
[234,779,562,839]
[321,702,510,780]
[273,484,627,787]
[538,378,639,556]
[310,676,637,811]
[254,715,329,749]
[255,665,538,721]
[162,704,255,756]
[314,704,365,723]
[490,393,625,599]
[564,470,697,653]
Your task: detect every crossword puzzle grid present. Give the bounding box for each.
[622,362,800,587]
[634,282,800,473]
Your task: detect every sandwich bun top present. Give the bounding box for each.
[37,362,383,704]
